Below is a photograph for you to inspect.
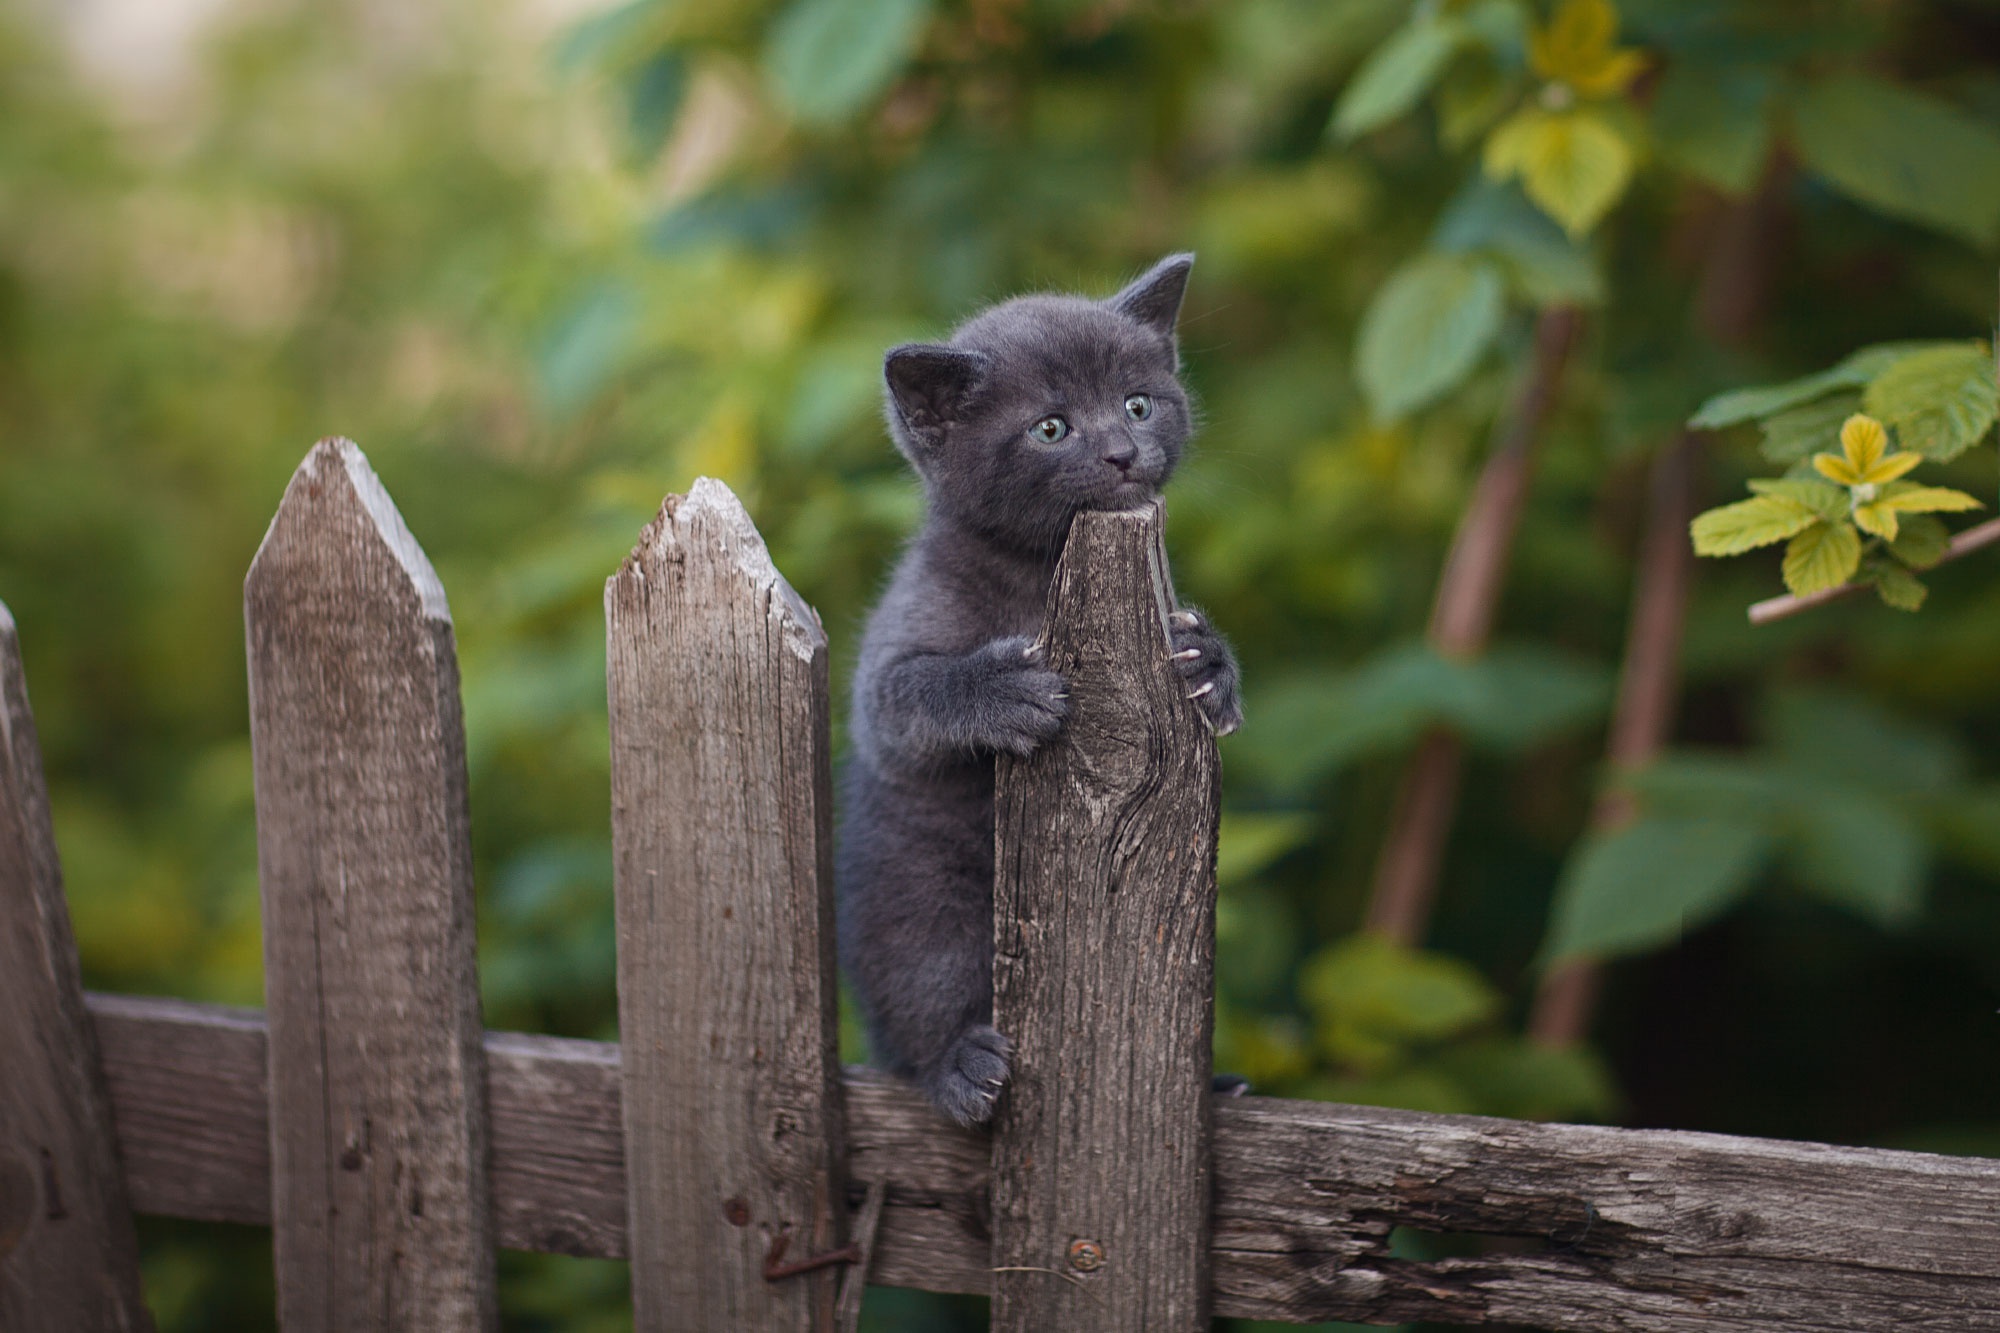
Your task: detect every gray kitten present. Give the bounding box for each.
[836,254,1242,1127]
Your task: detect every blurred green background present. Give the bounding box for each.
[5,0,2000,1328]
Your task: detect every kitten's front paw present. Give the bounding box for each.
[969,637,1069,756]
[1169,609,1243,735]
[923,1024,1011,1127]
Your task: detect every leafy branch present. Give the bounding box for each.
[1688,341,1996,614]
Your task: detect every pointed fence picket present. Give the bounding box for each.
[245,440,497,1331]
[3,436,2000,1332]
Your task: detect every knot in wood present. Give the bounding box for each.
[1067,1237,1105,1272]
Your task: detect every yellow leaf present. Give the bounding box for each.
[1852,500,1899,542]
[1483,105,1545,180]
[1839,412,1888,473]
[1880,483,1983,515]
[1689,493,1818,556]
[1782,520,1862,596]
[1865,450,1924,484]
[1813,452,1863,485]
[1518,110,1636,237]
[1570,48,1648,100]
[1528,0,1646,99]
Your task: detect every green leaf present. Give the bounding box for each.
[1332,17,1465,141]
[1784,789,1927,926]
[1781,520,1861,595]
[1651,60,1775,194]
[1888,513,1951,569]
[1688,342,1953,429]
[1216,812,1316,887]
[1429,1036,1620,1121]
[625,51,688,161]
[1485,106,1635,238]
[1542,817,1772,963]
[1436,55,1517,151]
[1299,935,1499,1070]
[1689,494,1819,556]
[1355,252,1506,421]
[1793,73,2000,245]
[1432,179,1604,305]
[1871,561,1927,611]
[1628,755,1793,822]
[1459,645,1613,748]
[1235,641,1609,791]
[1764,688,1967,792]
[1759,393,1862,466]
[766,0,932,126]
[1862,341,1999,462]
[1747,477,1848,522]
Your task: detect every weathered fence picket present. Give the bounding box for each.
[0,602,153,1333]
[6,437,2000,1331]
[605,480,848,1330]
[245,439,498,1330]
[991,502,1219,1332]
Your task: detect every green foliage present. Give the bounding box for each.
[1237,642,1610,791]
[1791,73,2000,246]
[1331,14,1466,142]
[1543,816,1772,962]
[1300,934,1500,1069]
[1690,338,1991,607]
[765,0,932,125]
[1862,343,2000,463]
[1545,689,1969,960]
[1355,252,1506,421]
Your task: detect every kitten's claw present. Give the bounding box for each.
[924,1024,1012,1127]
[1170,607,1243,735]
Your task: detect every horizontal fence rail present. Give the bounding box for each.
[89,992,2000,1331]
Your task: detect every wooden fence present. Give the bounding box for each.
[4,436,2000,1332]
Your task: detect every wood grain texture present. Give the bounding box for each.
[244,438,497,1330]
[605,479,846,1331]
[91,998,2000,1329]
[990,503,1220,1333]
[0,605,153,1332]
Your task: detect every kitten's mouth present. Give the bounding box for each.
[1090,478,1160,510]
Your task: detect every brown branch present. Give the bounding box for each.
[1747,516,2000,625]
[1530,160,1791,1044]
[1364,305,1584,945]
[1530,433,1699,1047]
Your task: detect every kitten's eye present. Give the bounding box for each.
[1029,415,1071,444]
[1125,393,1153,421]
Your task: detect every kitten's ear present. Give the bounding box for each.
[1106,252,1195,339]
[884,343,987,451]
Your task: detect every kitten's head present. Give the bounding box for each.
[883,253,1196,552]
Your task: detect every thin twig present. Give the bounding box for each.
[1365,305,1584,945]
[1747,516,2000,625]
[1531,434,1698,1047]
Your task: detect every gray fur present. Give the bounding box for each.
[837,255,1243,1127]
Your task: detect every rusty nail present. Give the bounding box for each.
[1067,1238,1105,1272]
[723,1197,750,1227]
[762,1229,863,1281]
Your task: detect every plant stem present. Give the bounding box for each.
[1530,433,1698,1047]
[1364,305,1583,945]
[1747,516,2000,625]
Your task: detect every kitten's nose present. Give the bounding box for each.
[1101,439,1137,472]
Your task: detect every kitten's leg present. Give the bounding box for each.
[1168,608,1243,735]
[837,765,1012,1125]
[863,637,1068,765]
